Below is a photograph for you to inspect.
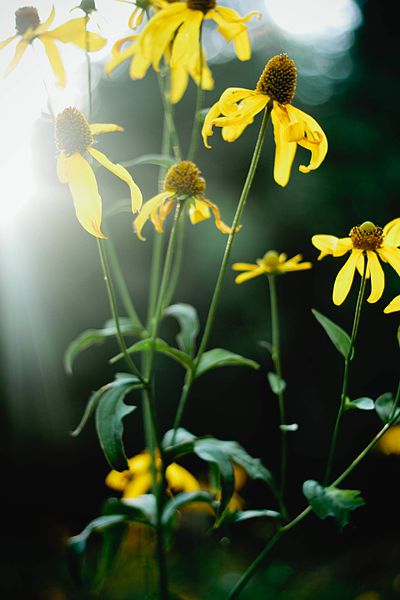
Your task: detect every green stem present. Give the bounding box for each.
[172,103,273,443]
[225,379,400,600]
[85,15,92,122]
[163,211,186,308]
[187,25,204,162]
[157,68,182,162]
[324,262,367,484]
[268,274,288,519]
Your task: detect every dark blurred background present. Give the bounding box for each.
[1,0,400,598]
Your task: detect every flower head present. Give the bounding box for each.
[232,250,312,284]
[202,54,328,187]
[0,5,106,86]
[312,218,400,306]
[134,160,233,240]
[106,451,200,498]
[56,107,142,239]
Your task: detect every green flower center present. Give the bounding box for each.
[187,0,216,13]
[259,251,280,269]
[15,6,40,35]
[256,54,297,105]
[350,221,384,251]
[164,161,206,197]
[55,107,93,156]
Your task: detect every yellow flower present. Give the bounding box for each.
[202,54,328,187]
[312,219,400,306]
[376,425,400,455]
[232,250,312,284]
[106,451,201,498]
[55,107,142,239]
[0,6,106,87]
[384,295,400,314]
[134,160,233,240]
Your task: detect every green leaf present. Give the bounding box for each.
[229,509,281,523]
[195,348,259,379]
[162,427,196,449]
[345,396,375,411]
[110,338,194,371]
[268,372,286,395]
[375,392,400,423]
[95,377,137,470]
[162,491,214,528]
[279,423,298,432]
[121,153,176,169]
[312,309,351,359]
[103,495,157,527]
[303,480,365,529]
[164,303,200,357]
[65,318,142,374]
[397,326,400,348]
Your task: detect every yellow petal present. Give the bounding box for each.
[202,101,222,148]
[201,198,234,234]
[145,9,187,71]
[376,425,400,454]
[166,463,200,492]
[88,147,142,213]
[57,152,106,239]
[188,198,210,224]
[213,95,268,128]
[366,251,384,303]
[219,86,256,115]
[89,123,124,135]
[287,105,328,175]
[106,37,137,76]
[332,250,362,306]
[209,7,258,60]
[271,106,297,187]
[383,217,400,247]
[105,468,129,491]
[234,266,265,284]
[355,251,370,278]
[377,246,400,277]
[0,34,17,51]
[129,50,151,79]
[123,472,153,498]
[384,295,400,314]
[34,6,56,35]
[40,36,66,87]
[170,10,203,68]
[187,49,214,91]
[45,18,106,51]
[127,452,152,473]
[169,65,189,104]
[312,235,351,260]
[282,260,312,272]
[221,123,251,143]
[232,262,257,271]
[134,192,173,240]
[3,39,29,77]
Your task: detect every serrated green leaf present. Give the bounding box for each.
[195,348,259,379]
[303,479,365,529]
[95,379,137,471]
[268,372,286,395]
[375,392,400,423]
[345,396,375,411]
[65,318,142,374]
[110,337,194,371]
[279,423,298,432]
[312,309,351,359]
[229,509,281,523]
[121,153,176,169]
[162,491,214,527]
[164,303,200,357]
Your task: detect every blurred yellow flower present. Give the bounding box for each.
[106,451,200,498]
[384,295,400,314]
[0,6,106,87]
[134,160,233,240]
[376,425,400,455]
[202,54,328,187]
[55,107,142,239]
[232,251,312,284]
[312,219,400,306]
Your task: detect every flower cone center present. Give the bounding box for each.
[164,161,206,197]
[350,221,384,251]
[187,0,216,13]
[259,250,280,269]
[55,107,93,156]
[256,54,297,104]
[15,7,40,35]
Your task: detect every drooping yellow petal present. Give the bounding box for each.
[218,87,256,115]
[57,152,106,239]
[166,463,200,492]
[188,198,210,224]
[170,64,190,104]
[271,106,297,187]
[130,50,152,79]
[106,38,137,76]
[188,49,214,92]
[311,235,351,260]
[332,250,362,306]
[134,192,173,240]
[213,95,268,128]
[3,39,29,76]
[170,10,203,68]
[144,8,187,71]
[221,122,253,143]
[384,295,400,314]
[209,7,259,61]
[123,472,153,498]
[202,101,223,148]
[45,18,106,51]
[377,246,400,277]
[383,217,400,247]
[201,198,234,234]
[40,36,66,87]
[89,123,124,135]
[287,105,328,175]
[33,6,56,36]
[234,266,265,284]
[88,147,143,213]
[355,251,370,278]
[0,34,17,51]
[366,251,385,303]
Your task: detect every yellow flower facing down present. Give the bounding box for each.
[0,6,106,87]
[312,219,400,306]
[232,250,312,284]
[384,295,400,314]
[134,160,234,240]
[376,425,400,455]
[106,451,201,499]
[202,54,328,187]
[55,107,142,239]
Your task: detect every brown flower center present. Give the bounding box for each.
[350,221,384,251]
[256,54,297,105]
[15,7,40,35]
[55,107,93,156]
[187,0,216,13]
[164,161,206,197]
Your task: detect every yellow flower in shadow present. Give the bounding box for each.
[312,219,400,306]
[376,425,400,455]
[384,295,400,314]
[202,54,328,187]
[106,451,201,498]
[55,107,142,239]
[232,250,312,284]
[0,5,106,86]
[134,160,233,240]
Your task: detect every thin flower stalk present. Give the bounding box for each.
[187,23,204,161]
